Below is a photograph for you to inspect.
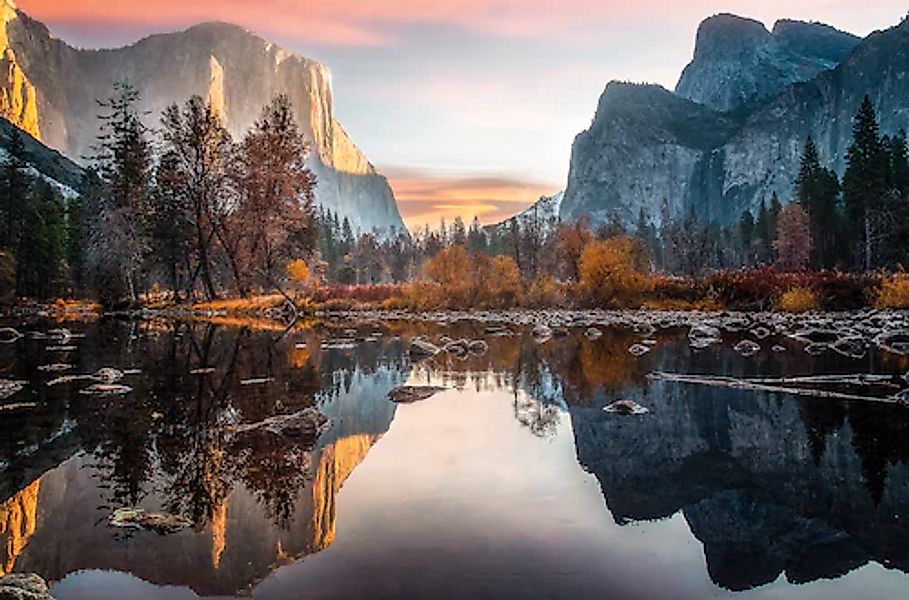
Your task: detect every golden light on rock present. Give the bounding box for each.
[310,433,380,551]
[0,480,40,576]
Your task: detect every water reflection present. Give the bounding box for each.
[0,317,907,598]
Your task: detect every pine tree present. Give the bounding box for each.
[16,181,65,298]
[738,210,754,266]
[65,192,85,293]
[843,95,887,270]
[796,137,842,269]
[0,128,29,252]
[88,81,153,306]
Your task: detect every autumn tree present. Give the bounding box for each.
[774,203,812,272]
[232,95,316,304]
[158,95,233,300]
[554,217,592,281]
[578,236,651,307]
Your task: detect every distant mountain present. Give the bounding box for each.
[488,191,563,235]
[675,14,859,112]
[0,115,82,198]
[0,0,405,236]
[558,14,909,229]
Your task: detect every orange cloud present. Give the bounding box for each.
[386,169,558,231]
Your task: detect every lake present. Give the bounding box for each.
[0,312,907,599]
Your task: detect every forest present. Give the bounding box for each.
[1,89,908,313]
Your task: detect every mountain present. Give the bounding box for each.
[675,14,859,112]
[0,114,82,198]
[559,14,909,229]
[488,191,563,235]
[0,0,405,236]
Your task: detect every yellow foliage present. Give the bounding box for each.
[777,287,819,313]
[875,275,909,309]
[578,237,652,307]
[287,259,311,285]
[524,275,564,308]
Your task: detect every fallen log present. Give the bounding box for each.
[648,371,903,405]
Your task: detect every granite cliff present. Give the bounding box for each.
[560,14,909,229]
[0,0,405,236]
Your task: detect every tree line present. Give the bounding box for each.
[2,82,317,307]
[2,90,907,306]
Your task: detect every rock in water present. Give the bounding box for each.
[0,379,25,400]
[410,338,441,359]
[229,407,330,446]
[0,573,54,600]
[628,343,651,357]
[532,324,553,342]
[388,386,447,404]
[604,399,650,416]
[733,339,761,357]
[110,508,193,535]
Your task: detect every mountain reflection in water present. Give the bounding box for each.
[0,317,906,599]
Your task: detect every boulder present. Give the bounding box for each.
[628,343,651,357]
[0,379,26,400]
[410,338,441,359]
[0,573,54,600]
[604,399,650,416]
[388,386,447,404]
[110,508,193,535]
[733,339,761,357]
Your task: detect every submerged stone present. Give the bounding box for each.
[604,399,650,415]
[0,572,54,600]
[733,339,761,357]
[388,386,447,404]
[110,507,193,535]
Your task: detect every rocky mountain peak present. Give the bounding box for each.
[691,13,771,58]
[676,13,859,112]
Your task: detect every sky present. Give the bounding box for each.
[16,0,909,230]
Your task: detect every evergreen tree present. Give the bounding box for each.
[88,81,153,306]
[843,95,888,270]
[466,216,488,254]
[738,210,754,266]
[16,181,65,298]
[65,192,85,293]
[796,137,842,269]
[0,128,29,252]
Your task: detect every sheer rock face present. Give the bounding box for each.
[675,14,859,112]
[0,1,406,236]
[560,15,909,229]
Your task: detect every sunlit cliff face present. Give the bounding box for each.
[0,2,39,139]
[0,479,40,576]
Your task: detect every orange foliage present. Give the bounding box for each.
[400,246,525,309]
[578,236,652,307]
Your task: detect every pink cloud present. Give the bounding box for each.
[19,0,901,48]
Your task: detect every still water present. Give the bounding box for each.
[0,315,907,599]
